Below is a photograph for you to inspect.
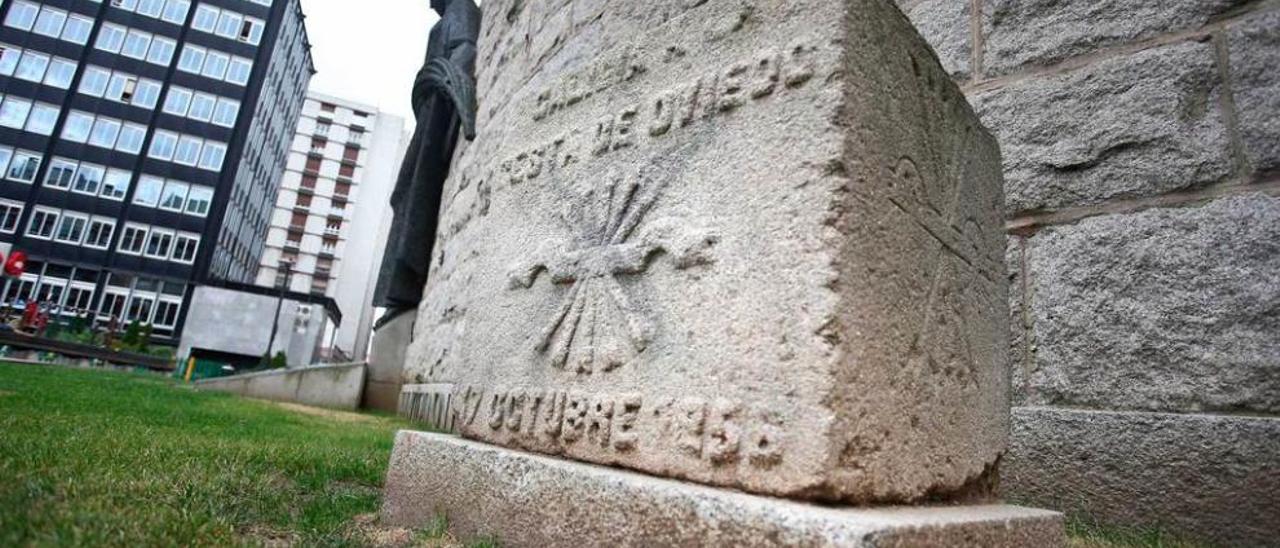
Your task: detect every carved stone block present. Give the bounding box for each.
[411,0,1008,504]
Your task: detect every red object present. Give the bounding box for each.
[5,251,26,277]
[21,301,37,328]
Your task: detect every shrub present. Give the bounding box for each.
[121,320,143,351]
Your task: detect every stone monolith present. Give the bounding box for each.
[384,0,1062,543]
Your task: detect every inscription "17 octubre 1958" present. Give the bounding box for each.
[453,386,788,468]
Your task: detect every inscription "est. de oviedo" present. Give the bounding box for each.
[500,40,823,187]
[433,40,825,246]
[453,386,787,469]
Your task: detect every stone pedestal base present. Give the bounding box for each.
[363,313,415,413]
[381,432,1064,547]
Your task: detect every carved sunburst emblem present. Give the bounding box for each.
[508,169,717,375]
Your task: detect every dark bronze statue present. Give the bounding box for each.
[375,0,480,324]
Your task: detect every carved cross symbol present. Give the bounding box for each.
[508,170,717,374]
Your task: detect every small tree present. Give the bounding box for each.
[68,314,86,336]
[139,323,154,351]
[270,351,288,369]
[121,320,143,351]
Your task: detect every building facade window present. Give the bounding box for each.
[54,214,88,245]
[159,181,189,211]
[0,46,80,90]
[119,224,148,255]
[111,0,192,26]
[80,66,164,110]
[61,111,147,154]
[177,44,252,86]
[147,130,227,171]
[5,3,94,45]
[0,200,23,233]
[144,230,174,260]
[95,24,176,67]
[172,233,199,263]
[193,3,264,45]
[26,208,59,240]
[84,218,115,249]
[6,150,42,183]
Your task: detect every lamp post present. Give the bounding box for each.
[262,261,293,369]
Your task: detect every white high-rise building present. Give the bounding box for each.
[256,91,407,362]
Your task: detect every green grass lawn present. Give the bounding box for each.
[0,362,423,547]
[0,362,1199,547]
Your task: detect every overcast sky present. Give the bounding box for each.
[299,0,440,122]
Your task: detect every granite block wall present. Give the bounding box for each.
[897,0,1280,545]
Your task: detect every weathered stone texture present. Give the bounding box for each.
[901,0,972,79]
[1006,407,1280,547]
[408,0,1008,504]
[1228,10,1280,174]
[982,0,1251,75]
[896,1,1280,544]
[1006,236,1029,406]
[383,432,1064,548]
[973,41,1232,214]
[1026,194,1280,414]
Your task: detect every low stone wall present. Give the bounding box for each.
[195,363,367,410]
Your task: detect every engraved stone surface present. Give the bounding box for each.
[407,0,1008,503]
[382,432,1065,547]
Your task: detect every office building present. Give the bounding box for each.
[256,91,407,362]
[0,0,313,341]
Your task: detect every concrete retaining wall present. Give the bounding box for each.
[898,1,1280,545]
[195,362,367,410]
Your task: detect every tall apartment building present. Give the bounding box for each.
[0,0,312,341]
[256,91,406,362]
